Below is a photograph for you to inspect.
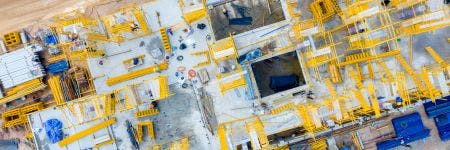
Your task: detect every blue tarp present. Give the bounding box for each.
[238,48,262,64]
[45,35,58,45]
[47,60,69,74]
[434,113,450,141]
[423,95,450,118]
[270,75,299,92]
[44,119,63,144]
[377,112,430,150]
[392,112,425,137]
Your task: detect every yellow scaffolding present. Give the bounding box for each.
[218,75,246,95]
[397,8,449,36]
[160,28,172,53]
[3,32,21,48]
[0,78,47,106]
[286,0,301,18]
[338,50,400,66]
[246,117,269,149]
[394,55,426,93]
[376,59,395,83]
[310,139,327,150]
[296,105,316,135]
[168,137,190,150]
[179,0,207,23]
[2,102,44,128]
[425,46,448,68]
[58,118,117,147]
[395,72,411,106]
[137,121,155,142]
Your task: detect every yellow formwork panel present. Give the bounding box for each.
[306,55,330,68]
[106,62,168,86]
[271,102,295,115]
[348,67,363,89]
[2,108,22,127]
[183,8,207,23]
[351,132,362,150]
[218,75,246,95]
[208,36,238,63]
[48,54,68,63]
[160,28,172,53]
[338,50,400,66]
[0,78,47,106]
[58,118,116,147]
[104,96,116,116]
[391,0,427,10]
[5,78,43,96]
[398,8,450,36]
[48,76,65,105]
[179,0,207,23]
[135,109,159,118]
[328,63,342,83]
[156,76,171,100]
[133,7,150,35]
[2,102,44,128]
[286,0,301,18]
[367,82,381,118]
[340,1,369,19]
[246,118,269,149]
[218,124,229,150]
[352,89,372,115]
[191,51,211,68]
[310,0,336,23]
[3,32,21,47]
[310,139,327,150]
[94,139,115,149]
[87,33,110,42]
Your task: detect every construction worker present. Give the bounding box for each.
[223,9,229,18]
[130,23,139,31]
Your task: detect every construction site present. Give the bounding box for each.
[0,0,449,150]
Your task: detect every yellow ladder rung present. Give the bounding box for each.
[135,109,159,118]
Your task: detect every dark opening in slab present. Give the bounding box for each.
[251,51,306,98]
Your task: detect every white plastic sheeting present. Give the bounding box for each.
[0,48,44,89]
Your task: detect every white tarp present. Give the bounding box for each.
[0,48,44,89]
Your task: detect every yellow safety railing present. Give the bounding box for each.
[58,118,117,147]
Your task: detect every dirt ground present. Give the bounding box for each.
[0,0,159,35]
